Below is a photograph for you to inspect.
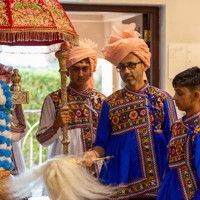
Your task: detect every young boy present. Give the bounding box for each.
[157,66,200,200]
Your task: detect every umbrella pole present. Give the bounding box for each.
[55,49,70,155]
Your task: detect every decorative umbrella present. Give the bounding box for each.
[0,0,78,46]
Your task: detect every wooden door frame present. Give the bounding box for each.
[61,3,160,87]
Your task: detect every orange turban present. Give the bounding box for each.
[66,38,97,72]
[64,38,97,89]
[102,23,151,69]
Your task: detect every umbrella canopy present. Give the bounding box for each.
[0,0,79,46]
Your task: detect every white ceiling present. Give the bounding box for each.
[67,11,140,23]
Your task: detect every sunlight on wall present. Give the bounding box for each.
[97,58,113,96]
[0,53,51,68]
[0,45,60,69]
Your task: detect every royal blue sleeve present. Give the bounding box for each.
[162,95,177,143]
[93,101,112,150]
[193,132,200,182]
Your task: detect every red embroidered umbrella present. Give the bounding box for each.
[0,0,79,154]
[0,0,78,46]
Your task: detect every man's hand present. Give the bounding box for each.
[81,150,99,167]
[53,110,70,132]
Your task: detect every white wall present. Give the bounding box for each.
[165,0,200,96]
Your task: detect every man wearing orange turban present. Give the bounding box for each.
[66,38,98,89]
[36,38,105,178]
[83,24,177,199]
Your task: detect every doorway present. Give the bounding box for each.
[61,3,160,87]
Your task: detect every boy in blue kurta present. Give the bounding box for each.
[157,66,200,200]
[83,23,177,199]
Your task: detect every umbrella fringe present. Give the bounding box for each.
[0,32,79,46]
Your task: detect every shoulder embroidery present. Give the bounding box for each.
[49,89,61,110]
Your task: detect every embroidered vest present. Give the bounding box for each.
[107,86,166,136]
[168,114,200,199]
[108,85,173,198]
[50,87,105,129]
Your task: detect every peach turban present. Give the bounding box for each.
[63,38,97,89]
[66,38,97,72]
[102,23,151,69]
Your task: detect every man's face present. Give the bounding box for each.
[118,53,146,90]
[68,60,91,90]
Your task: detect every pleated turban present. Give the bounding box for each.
[66,38,97,74]
[102,23,151,69]
[61,38,98,89]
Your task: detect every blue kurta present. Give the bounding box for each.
[94,83,177,199]
[157,112,200,200]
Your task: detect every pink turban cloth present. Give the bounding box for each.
[102,23,151,69]
[66,38,98,89]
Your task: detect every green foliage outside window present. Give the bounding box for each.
[19,68,61,168]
